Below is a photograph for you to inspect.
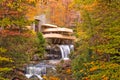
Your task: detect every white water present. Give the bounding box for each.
[25,66,45,80]
[25,74,43,80]
[59,45,74,60]
[25,63,56,80]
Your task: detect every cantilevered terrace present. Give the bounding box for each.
[41,24,75,44]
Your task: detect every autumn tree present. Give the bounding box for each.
[38,0,78,27]
[0,30,43,79]
[0,0,47,79]
[0,47,13,80]
[0,0,39,30]
[71,0,120,80]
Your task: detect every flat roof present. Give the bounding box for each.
[41,24,58,28]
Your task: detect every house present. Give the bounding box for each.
[32,15,75,60]
[40,24,75,60]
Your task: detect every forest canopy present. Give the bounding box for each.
[71,0,120,80]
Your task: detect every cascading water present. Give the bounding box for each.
[25,66,44,80]
[25,62,56,80]
[59,45,74,60]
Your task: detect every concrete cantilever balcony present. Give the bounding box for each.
[41,24,58,28]
[42,27,73,33]
[41,24,76,43]
[43,33,75,40]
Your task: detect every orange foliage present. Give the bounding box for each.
[48,0,66,26]
[82,77,89,80]
[89,66,98,72]
[80,69,83,72]
[26,1,41,20]
[0,30,34,38]
[43,76,60,80]
[90,61,94,65]
[49,76,60,80]
[27,0,36,2]
[102,76,109,80]
[82,1,98,11]
[38,0,75,27]
[66,68,71,74]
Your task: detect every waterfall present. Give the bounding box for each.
[25,66,45,80]
[59,45,74,60]
[25,63,55,80]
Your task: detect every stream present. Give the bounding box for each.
[25,45,74,80]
